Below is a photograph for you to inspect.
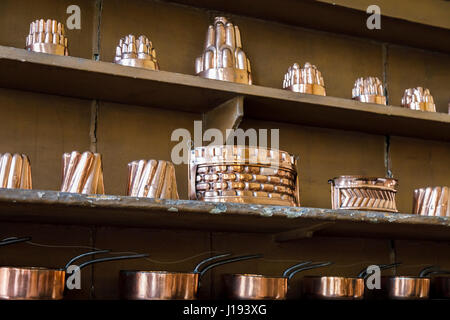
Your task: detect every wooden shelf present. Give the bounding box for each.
[1,189,449,242]
[0,46,449,141]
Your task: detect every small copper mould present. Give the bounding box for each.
[413,187,449,217]
[61,151,104,195]
[114,35,159,70]
[195,17,252,85]
[189,145,299,206]
[352,77,386,105]
[329,176,398,212]
[0,153,32,189]
[127,160,179,199]
[25,19,68,56]
[401,87,436,112]
[283,62,326,96]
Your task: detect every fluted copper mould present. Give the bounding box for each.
[195,17,252,84]
[329,176,398,212]
[401,87,436,112]
[114,34,159,70]
[0,153,32,189]
[352,77,386,105]
[189,145,299,206]
[61,151,104,194]
[119,253,261,300]
[25,19,68,56]
[283,62,326,96]
[127,159,179,199]
[224,261,332,300]
[412,186,449,217]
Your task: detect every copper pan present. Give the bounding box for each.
[224,261,332,300]
[120,253,261,300]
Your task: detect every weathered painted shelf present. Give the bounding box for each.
[0,189,449,242]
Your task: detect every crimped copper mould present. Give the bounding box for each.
[127,160,179,199]
[189,146,299,206]
[329,176,398,212]
[0,153,32,189]
[25,19,68,56]
[195,17,252,84]
[401,87,436,112]
[114,35,159,70]
[283,62,326,96]
[352,77,386,105]
[413,187,449,217]
[61,151,104,194]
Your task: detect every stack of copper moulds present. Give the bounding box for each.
[413,187,449,217]
[401,87,436,112]
[0,153,32,189]
[283,62,326,96]
[25,19,68,56]
[114,35,159,70]
[61,151,104,194]
[352,77,386,105]
[195,17,252,84]
[127,160,179,199]
[189,146,299,206]
[329,176,398,212]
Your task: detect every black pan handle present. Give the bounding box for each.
[358,262,402,278]
[198,254,262,278]
[76,253,149,270]
[0,236,31,246]
[282,261,312,278]
[419,265,440,278]
[287,262,333,281]
[64,249,111,269]
[193,253,232,274]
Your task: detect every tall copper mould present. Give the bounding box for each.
[195,17,252,84]
[189,146,299,206]
[329,176,398,212]
[114,34,159,70]
[412,186,449,217]
[352,77,386,105]
[401,87,436,112]
[283,62,326,96]
[61,151,104,194]
[127,159,179,199]
[0,153,32,189]
[25,19,68,56]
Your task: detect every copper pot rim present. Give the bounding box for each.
[0,266,65,272]
[120,270,197,276]
[225,273,287,280]
[382,276,431,280]
[302,275,364,281]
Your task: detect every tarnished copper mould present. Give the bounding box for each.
[283,62,326,96]
[120,253,261,300]
[195,17,252,84]
[61,151,104,194]
[401,87,436,112]
[224,261,332,300]
[412,186,449,217]
[0,153,32,189]
[25,19,68,56]
[127,159,179,199]
[352,77,386,105]
[114,35,159,70]
[329,176,398,212]
[189,146,299,206]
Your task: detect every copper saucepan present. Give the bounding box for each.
[224,261,332,300]
[0,249,148,300]
[120,253,261,300]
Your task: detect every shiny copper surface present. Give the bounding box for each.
[413,186,449,217]
[381,276,430,300]
[25,19,68,56]
[352,77,386,105]
[329,176,398,212]
[302,276,364,300]
[61,151,104,194]
[283,62,326,96]
[114,34,159,70]
[195,17,252,84]
[0,153,32,189]
[401,87,436,112]
[224,274,288,300]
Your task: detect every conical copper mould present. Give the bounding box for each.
[25,19,68,56]
[127,160,179,199]
[329,176,398,212]
[283,62,326,96]
[0,153,32,189]
[195,17,252,84]
[413,187,449,217]
[60,151,104,194]
[352,77,386,105]
[114,34,159,70]
[189,146,299,206]
[401,87,436,112]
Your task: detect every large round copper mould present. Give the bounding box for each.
[120,253,261,300]
[224,261,332,300]
[0,153,32,189]
[413,186,449,217]
[114,34,159,70]
[329,176,398,212]
[352,77,386,105]
[283,62,326,96]
[25,19,68,56]
[61,151,104,194]
[189,146,299,206]
[401,87,436,112]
